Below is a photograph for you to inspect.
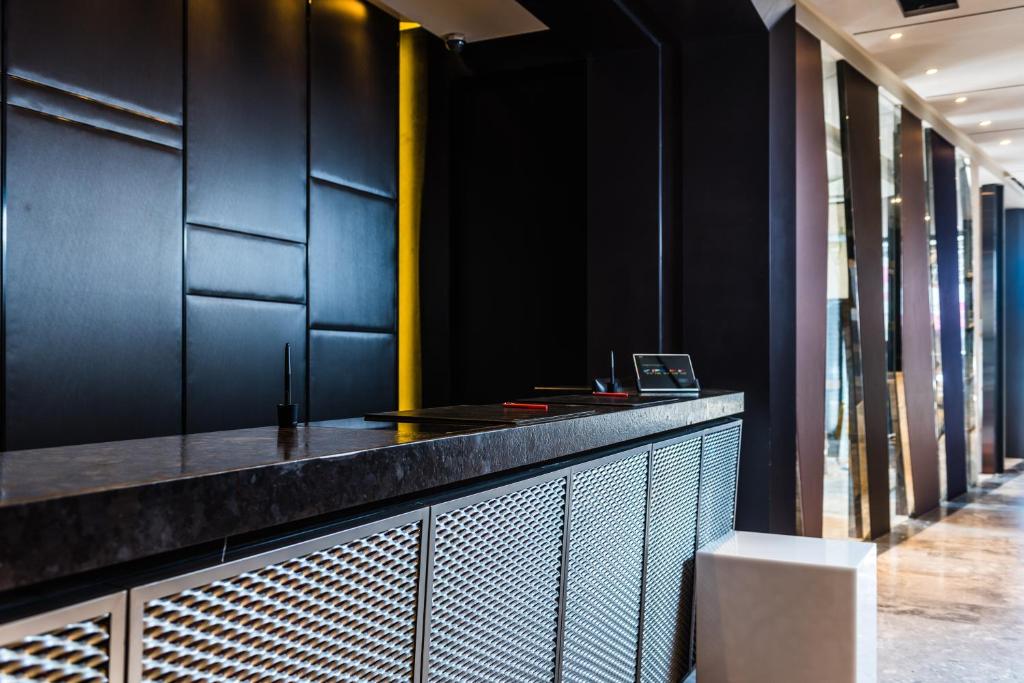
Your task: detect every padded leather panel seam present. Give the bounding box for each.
[311,171,396,202]
[6,102,182,152]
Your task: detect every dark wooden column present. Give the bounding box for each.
[899,110,940,515]
[930,133,968,499]
[1005,208,1024,460]
[794,25,827,537]
[837,61,890,539]
[981,184,1005,473]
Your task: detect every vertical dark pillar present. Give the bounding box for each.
[1005,208,1024,460]
[837,61,890,538]
[794,24,827,537]
[899,110,941,514]
[930,133,968,498]
[981,184,1005,473]
[767,11,797,535]
[680,11,798,534]
[681,29,770,532]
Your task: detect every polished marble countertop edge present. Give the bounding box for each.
[0,390,743,592]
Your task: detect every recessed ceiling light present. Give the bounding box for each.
[954,96,968,103]
[926,68,939,75]
[980,120,992,127]
[1000,139,1013,146]
[890,32,904,40]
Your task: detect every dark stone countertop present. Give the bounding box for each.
[0,390,742,592]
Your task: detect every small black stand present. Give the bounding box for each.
[277,342,299,428]
[592,350,623,393]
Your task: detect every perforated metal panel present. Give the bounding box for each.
[0,616,111,682]
[640,435,702,683]
[0,593,125,683]
[425,476,567,682]
[132,516,424,682]
[696,424,743,549]
[560,449,648,683]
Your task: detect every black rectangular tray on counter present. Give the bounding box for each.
[365,403,597,426]
[519,393,680,408]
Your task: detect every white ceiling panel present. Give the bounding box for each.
[855,8,1024,97]
[807,0,1018,34]
[938,84,1024,137]
[372,0,546,42]
[805,0,1024,186]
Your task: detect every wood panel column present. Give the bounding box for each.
[1004,208,1024,460]
[836,61,890,539]
[980,183,1005,473]
[930,133,969,499]
[794,25,827,537]
[899,110,940,515]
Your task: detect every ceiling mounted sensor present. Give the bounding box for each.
[896,0,959,18]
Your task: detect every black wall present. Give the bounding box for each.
[419,3,669,407]
[449,58,588,404]
[2,0,398,449]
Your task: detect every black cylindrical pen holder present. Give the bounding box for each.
[277,403,298,428]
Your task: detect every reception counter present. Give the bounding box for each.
[0,390,742,682]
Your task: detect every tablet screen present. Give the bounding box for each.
[633,354,699,392]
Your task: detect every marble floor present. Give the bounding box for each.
[876,459,1024,682]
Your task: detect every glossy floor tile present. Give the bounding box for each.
[876,460,1024,682]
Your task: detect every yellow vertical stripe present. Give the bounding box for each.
[398,28,426,410]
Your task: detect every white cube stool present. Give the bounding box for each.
[695,531,876,683]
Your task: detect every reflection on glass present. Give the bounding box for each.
[924,129,948,500]
[956,151,979,485]
[879,92,908,526]
[821,50,866,539]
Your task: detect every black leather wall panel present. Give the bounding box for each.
[6,0,182,121]
[310,330,395,420]
[7,78,182,149]
[186,297,306,432]
[187,0,307,241]
[309,182,396,330]
[311,0,398,197]
[187,226,306,303]
[5,109,183,449]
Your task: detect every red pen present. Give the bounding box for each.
[593,391,629,398]
[503,401,549,411]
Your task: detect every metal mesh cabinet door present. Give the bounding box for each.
[639,435,701,683]
[129,511,426,682]
[696,422,743,549]
[425,475,567,683]
[0,593,126,682]
[559,448,649,683]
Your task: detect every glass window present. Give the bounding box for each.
[924,128,948,500]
